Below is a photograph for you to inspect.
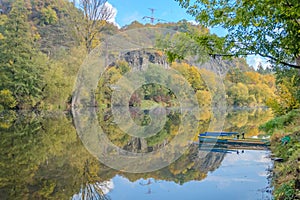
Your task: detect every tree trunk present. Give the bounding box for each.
[296,56,300,76]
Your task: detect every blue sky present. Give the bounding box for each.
[107,0,227,36]
[108,0,195,27]
[106,0,268,69]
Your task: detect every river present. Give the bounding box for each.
[0,108,273,199]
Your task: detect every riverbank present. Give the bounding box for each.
[260,109,300,199]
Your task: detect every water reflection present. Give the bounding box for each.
[72,181,113,200]
[0,108,273,199]
[109,150,272,200]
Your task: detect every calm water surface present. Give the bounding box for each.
[0,108,273,199]
[108,150,272,200]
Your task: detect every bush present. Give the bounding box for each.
[259,110,299,134]
[274,181,296,200]
[40,7,58,25]
[0,89,17,109]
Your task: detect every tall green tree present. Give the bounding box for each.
[175,0,300,69]
[0,0,46,108]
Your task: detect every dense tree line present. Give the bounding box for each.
[0,0,117,110]
[0,0,282,111]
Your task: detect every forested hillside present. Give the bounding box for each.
[0,0,81,109]
[0,0,299,199]
[0,0,278,111]
[0,0,121,110]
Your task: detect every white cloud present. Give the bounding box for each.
[221,151,271,167]
[96,180,114,194]
[71,180,114,199]
[72,1,120,28]
[188,20,199,25]
[206,175,257,183]
[246,55,271,70]
[105,2,120,28]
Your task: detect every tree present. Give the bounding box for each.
[74,0,115,52]
[175,0,300,69]
[0,0,46,108]
[227,83,249,106]
[0,89,17,110]
[123,20,144,30]
[267,66,300,115]
[40,6,58,25]
[156,25,221,63]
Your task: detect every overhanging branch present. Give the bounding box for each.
[209,53,300,69]
[257,53,300,69]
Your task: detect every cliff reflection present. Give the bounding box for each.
[0,108,272,199]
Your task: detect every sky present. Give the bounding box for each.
[107,0,195,27]
[105,0,269,69]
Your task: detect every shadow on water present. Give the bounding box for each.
[0,108,273,199]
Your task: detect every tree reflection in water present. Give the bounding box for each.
[0,108,272,199]
[72,181,112,200]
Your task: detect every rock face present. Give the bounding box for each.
[121,50,168,70]
[123,140,225,174]
[124,137,148,153]
[189,144,225,173]
[118,50,247,77]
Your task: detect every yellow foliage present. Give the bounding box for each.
[246,127,259,137]
[0,15,8,26]
[247,94,257,106]
[0,89,17,108]
[228,82,249,105]
[245,71,261,84]
[33,33,41,41]
[277,82,299,111]
[198,68,217,91]
[196,90,212,106]
[198,108,211,121]
[91,37,101,49]
[40,6,58,25]
[0,111,16,129]
[0,33,4,40]
[156,50,164,57]
[231,112,249,128]
[262,74,276,89]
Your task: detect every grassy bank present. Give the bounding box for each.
[260,109,300,199]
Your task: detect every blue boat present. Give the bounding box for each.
[199,137,270,146]
[199,132,239,137]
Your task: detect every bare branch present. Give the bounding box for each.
[77,0,115,52]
